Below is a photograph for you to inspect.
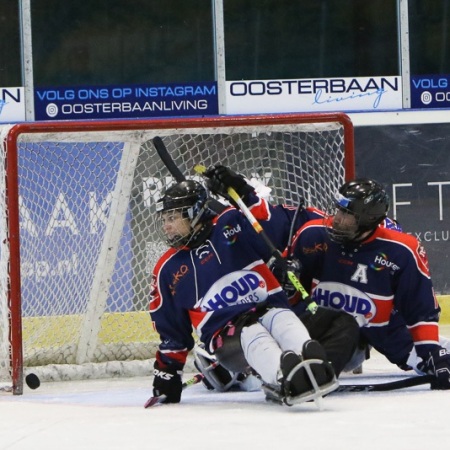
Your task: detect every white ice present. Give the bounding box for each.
[2,331,450,450]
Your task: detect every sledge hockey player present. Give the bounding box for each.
[191,166,360,393]
[149,174,339,407]
[288,178,450,389]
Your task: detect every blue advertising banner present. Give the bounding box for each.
[19,142,134,315]
[34,82,218,120]
[410,75,450,109]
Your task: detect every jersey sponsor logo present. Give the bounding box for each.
[222,224,242,244]
[198,270,268,310]
[195,243,215,264]
[302,242,328,254]
[312,281,376,322]
[199,252,214,265]
[416,243,430,271]
[150,274,157,296]
[169,264,189,295]
[149,274,162,312]
[338,258,354,266]
[370,252,400,272]
[195,244,211,260]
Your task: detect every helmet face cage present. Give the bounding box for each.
[156,206,195,248]
[156,180,209,248]
[324,200,362,244]
[325,179,389,244]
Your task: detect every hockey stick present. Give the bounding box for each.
[153,136,226,214]
[286,204,302,256]
[144,373,204,408]
[335,374,434,393]
[153,136,186,183]
[194,165,318,314]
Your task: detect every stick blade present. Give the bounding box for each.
[144,395,165,408]
[152,136,186,182]
[335,374,433,393]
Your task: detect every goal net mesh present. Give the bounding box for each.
[0,114,353,391]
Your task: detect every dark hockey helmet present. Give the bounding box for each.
[156,180,213,248]
[326,178,389,244]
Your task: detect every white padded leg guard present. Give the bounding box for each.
[259,308,310,354]
[240,308,312,386]
[240,322,282,385]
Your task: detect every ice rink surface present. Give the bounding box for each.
[2,331,450,450]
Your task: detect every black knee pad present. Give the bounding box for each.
[214,322,249,373]
[336,312,360,344]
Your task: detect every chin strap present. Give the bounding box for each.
[186,221,214,249]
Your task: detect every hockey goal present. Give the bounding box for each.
[0,113,354,394]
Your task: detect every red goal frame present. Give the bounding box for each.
[3,112,354,394]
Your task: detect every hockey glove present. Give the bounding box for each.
[270,257,302,297]
[204,165,253,205]
[417,347,450,390]
[152,360,183,403]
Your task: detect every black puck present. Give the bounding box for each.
[25,373,41,390]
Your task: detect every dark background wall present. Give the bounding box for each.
[3,1,450,87]
[355,123,450,293]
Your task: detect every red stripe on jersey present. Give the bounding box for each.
[368,297,394,325]
[408,322,439,344]
[157,349,189,366]
[189,308,209,329]
[290,218,324,251]
[305,206,326,217]
[249,197,271,221]
[250,261,283,293]
[149,274,162,313]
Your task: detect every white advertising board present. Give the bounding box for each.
[0,87,26,123]
[226,76,402,114]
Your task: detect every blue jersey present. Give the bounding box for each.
[149,196,304,368]
[290,218,441,364]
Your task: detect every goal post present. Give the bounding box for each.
[0,113,354,394]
